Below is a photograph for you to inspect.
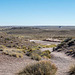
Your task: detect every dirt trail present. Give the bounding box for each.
[31,40,75,75]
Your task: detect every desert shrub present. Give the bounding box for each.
[57,49,62,52]
[42,56,49,59]
[46,44,56,48]
[32,50,42,55]
[0,45,6,48]
[26,49,41,57]
[10,52,23,58]
[25,49,33,56]
[26,51,31,56]
[41,45,47,48]
[26,49,51,60]
[43,50,51,54]
[22,50,26,53]
[5,38,10,40]
[17,60,57,75]
[57,42,65,48]
[26,47,51,60]
[3,49,23,58]
[41,50,51,58]
[31,53,41,61]
[56,38,72,49]
[63,38,72,43]
[40,44,56,48]
[16,53,23,58]
[17,50,23,53]
[6,45,12,48]
[68,65,75,75]
[10,41,13,43]
[68,39,75,47]
[3,50,9,55]
[22,46,26,49]
[12,50,16,52]
[17,46,21,49]
[13,45,16,47]
[0,36,3,38]
[37,45,42,48]
[0,49,3,51]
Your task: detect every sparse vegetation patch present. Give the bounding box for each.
[53,38,75,58]
[17,60,57,75]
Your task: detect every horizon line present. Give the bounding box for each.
[0,24,75,26]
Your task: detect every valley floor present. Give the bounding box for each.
[31,40,75,75]
[0,40,75,75]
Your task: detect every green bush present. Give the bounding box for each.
[63,38,72,42]
[17,60,57,75]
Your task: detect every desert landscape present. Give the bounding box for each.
[0,0,75,75]
[0,26,75,75]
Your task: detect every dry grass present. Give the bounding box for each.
[31,53,41,61]
[41,50,51,58]
[68,65,75,75]
[17,60,57,75]
[3,49,24,58]
[40,44,56,48]
[26,49,51,60]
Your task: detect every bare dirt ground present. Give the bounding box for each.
[31,40,75,75]
[0,54,36,75]
[51,52,75,75]
[0,40,75,75]
[30,40,60,45]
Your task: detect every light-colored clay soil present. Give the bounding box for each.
[0,54,36,75]
[0,40,75,75]
[51,52,75,75]
[32,40,75,75]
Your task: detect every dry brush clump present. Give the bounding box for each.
[40,44,56,48]
[41,50,51,58]
[53,38,75,57]
[17,60,57,75]
[0,33,37,50]
[25,47,51,61]
[68,65,75,75]
[31,53,41,61]
[26,49,42,60]
[3,49,24,58]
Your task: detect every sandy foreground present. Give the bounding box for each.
[0,40,75,75]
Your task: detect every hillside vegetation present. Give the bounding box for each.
[0,32,52,60]
[1,27,75,40]
[53,38,75,58]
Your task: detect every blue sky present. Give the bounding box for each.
[0,0,75,26]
